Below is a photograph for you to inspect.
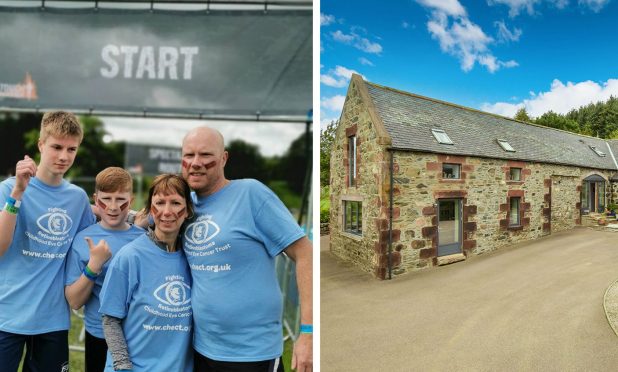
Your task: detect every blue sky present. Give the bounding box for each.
[320,0,618,129]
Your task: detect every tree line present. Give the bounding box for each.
[514,96,618,138]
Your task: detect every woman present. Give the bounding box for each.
[99,174,195,372]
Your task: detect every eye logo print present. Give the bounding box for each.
[154,281,191,306]
[184,216,220,247]
[37,212,73,235]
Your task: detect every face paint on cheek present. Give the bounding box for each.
[151,205,161,218]
[204,159,217,169]
[119,201,130,212]
[181,159,191,170]
[175,207,186,219]
[96,198,109,211]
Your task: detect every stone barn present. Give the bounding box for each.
[329,74,618,279]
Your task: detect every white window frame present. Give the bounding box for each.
[431,128,454,145]
[497,139,516,152]
[348,135,357,186]
[509,197,521,227]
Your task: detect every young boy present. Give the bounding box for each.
[0,111,96,371]
[65,167,144,372]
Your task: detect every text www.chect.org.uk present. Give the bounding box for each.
[22,250,66,259]
[142,324,191,332]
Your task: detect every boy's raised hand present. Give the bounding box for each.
[13,155,37,195]
[85,237,112,273]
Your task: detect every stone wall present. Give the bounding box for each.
[329,78,390,277]
[389,152,613,276]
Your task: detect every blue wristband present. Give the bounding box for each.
[300,324,313,334]
[83,266,99,281]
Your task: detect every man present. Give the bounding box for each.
[181,127,313,372]
[0,111,96,371]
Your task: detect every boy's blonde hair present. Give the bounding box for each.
[39,111,83,143]
[95,167,133,193]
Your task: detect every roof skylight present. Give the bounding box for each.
[497,139,515,152]
[589,145,607,157]
[431,129,454,145]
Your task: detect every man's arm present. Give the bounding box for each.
[0,156,37,256]
[284,236,313,372]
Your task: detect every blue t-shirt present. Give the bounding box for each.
[0,177,95,334]
[65,223,144,338]
[184,179,305,361]
[99,234,193,372]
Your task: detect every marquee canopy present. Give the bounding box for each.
[0,3,312,122]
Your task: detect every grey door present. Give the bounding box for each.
[438,199,462,257]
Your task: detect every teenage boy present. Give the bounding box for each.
[0,111,96,371]
[65,167,144,372]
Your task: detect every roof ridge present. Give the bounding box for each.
[364,80,606,142]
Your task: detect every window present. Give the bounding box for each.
[431,129,454,145]
[509,197,521,226]
[509,167,522,181]
[344,200,362,235]
[497,139,515,152]
[348,135,357,187]
[589,145,606,157]
[442,163,461,179]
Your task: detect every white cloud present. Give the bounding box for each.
[320,66,364,88]
[423,7,517,73]
[488,0,607,17]
[321,117,339,131]
[330,30,383,55]
[579,0,610,12]
[402,21,410,29]
[321,95,347,112]
[487,0,539,17]
[359,57,374,66]
[321,13,335,26]
[481,78,618,118]
[495,20,522,42]
[332,30,355,43]
[416,0,467,16]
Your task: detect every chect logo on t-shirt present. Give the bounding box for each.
[183,214,232,273]
[143,275,192,332]
[23,207,74,258]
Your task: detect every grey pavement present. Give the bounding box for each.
[321,228,618,371]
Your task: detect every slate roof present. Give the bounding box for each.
[364,81,618,171]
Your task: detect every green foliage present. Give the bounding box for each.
[276,129,312,195]
[320,186,330,223]
[534,111,579,132]
[513,107,532,123]
[320,120,337,187]
[225,139,268,182]
[0,112,41,176]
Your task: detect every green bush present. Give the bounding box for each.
[320,187,330,223]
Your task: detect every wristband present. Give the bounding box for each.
[6,196,21,208]
[4,203,18,215]
[299,324,313,334]
[83,265,100,281]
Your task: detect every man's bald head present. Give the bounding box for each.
[181,126,229,196]
[183,126,225,154]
